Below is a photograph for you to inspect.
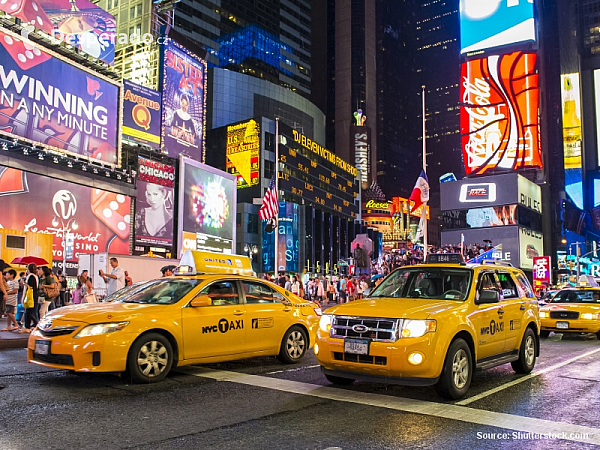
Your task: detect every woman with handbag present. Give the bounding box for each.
[79,271,96,303]
[20,263,39,333]
[39,266,58,319]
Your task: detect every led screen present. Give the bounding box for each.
[178,157,236,254]
[0,29,120,165]
[0,165,130,275]
[161,39,206,162]
[226,119,260,188]
[459,0,536,55]
[461,52,541,176]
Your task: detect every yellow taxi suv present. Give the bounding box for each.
[316,254,540,399]
[28,251,321,383]
[539,287,600,339]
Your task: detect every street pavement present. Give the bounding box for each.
[0,333,599,449]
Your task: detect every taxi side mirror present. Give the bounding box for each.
[190,295,212,307]
[476,290,500,305]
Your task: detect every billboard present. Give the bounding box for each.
[459,0,536,55]
[161,39,206,162]
[262,202,299,273]
[178,157,236,255]
[519,226,543,270]
[533,256,551,289]
[0,29,120,165]
[352,126,371,186]
[135,158,175,248]
[226,119,260,188]
[0,165,130,274]
[461,52,541,176]
[123,80,162,146]
[0,0,115,64]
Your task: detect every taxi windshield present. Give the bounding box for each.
[104,282,147,302]
[369,267,472,301]
[119,279,203,304]
[551,290,600,304]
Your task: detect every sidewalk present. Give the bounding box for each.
[0,329,29,350]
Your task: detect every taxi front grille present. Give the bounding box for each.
[33,353,74,366]
[550,311,579,320]
[334,352,387,365]
[39,326,80,337]
[331,316,399,342]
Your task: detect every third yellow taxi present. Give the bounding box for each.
[316,254,540,399]
[28,251,321,383]
[539,286,600,338]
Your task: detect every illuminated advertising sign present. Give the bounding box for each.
[0,29,120,165]
[0,165,130,274]
[562,74,582,170]
[519,226,542,270]
[459,0,536,55]
[135,158,175,248]
[123,80,162,146]
[0,0,116,64]
[262,202,298,273]
[533,256,551,286]
[161,39,206,162]
[461,52,541,175]
[352,126,370,185]
[466,205,517,228]
[226,119,260,188]
[178,157,236,255]
[459,183,497,202]
[391,197,430,219]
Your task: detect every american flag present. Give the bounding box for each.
[259,174,279,220]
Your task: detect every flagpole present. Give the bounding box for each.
[422,85,428,260]
[274,118,280,276]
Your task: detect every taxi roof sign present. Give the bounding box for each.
[426,253,465,264]
[176,250,254,276]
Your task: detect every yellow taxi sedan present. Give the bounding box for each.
[539,288,600,338]
[28,252,321,383]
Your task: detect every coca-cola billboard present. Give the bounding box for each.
[461,52,541,176]
[0,166,131,274]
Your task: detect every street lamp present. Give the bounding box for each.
[244,244,258,270]
[52,216,78,275]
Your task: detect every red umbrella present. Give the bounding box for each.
[11,256,49,266]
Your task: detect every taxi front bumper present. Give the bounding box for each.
[27,328,136,372]
[316,331,444,385]
[540,319,600,334]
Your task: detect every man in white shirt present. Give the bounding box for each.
[100,258,125,296]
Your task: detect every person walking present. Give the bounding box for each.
[291,275,301,296]
[79,270,96,303]
[39,267,58,319]
[315,277,324,307]
[99,257,126,296]
[327,278,336,305]
[3,270,19,331]
[338,276,347,304]
[21,263,39,333]
[284,275,292,292]
[71,283,83,304]
[347,277,355,302]
[57,269,67,308]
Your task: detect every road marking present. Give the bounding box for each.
[265,364,320,375]
[189,368,600,446]
[456,347,600,406]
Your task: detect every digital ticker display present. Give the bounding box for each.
[278,144,359,218]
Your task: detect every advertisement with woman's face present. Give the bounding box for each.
[134,180,174,247]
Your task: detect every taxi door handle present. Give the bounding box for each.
[498,308,504,315]
[520,305,526,310]
[233,310,244,316]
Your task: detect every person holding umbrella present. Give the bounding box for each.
[21,263,39,333]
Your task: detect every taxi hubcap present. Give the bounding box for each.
[137,340,168,377]
[286,331,305,359]
[452,349,469,389]
[524,335,535,366]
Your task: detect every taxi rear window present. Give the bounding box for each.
[120,279,203,304]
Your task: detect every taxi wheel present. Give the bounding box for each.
[325,374,355,385]
[277,326,308,364]
[434,338,472,400]
[126,333,173,383]
[512,328,536,374]
[540,330,550,338]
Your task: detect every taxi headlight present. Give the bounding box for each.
[74,322,129,338]
[581,313,600,320]
[539,311,549,319]
[401,319,436,338]
[319,315,333,333]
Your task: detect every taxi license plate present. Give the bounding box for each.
[556,322,569,329]
[35,340,50,355]
[344,338,369,355]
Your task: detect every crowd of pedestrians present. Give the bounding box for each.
[263,272,371,307]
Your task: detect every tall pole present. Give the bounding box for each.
[274,118,280,275]
[422,85,428,260]
[576,241,580,282]
[62,225,66,276]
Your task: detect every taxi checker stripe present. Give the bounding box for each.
[186,368,600,446]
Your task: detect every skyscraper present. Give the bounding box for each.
[172,0,312,97]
